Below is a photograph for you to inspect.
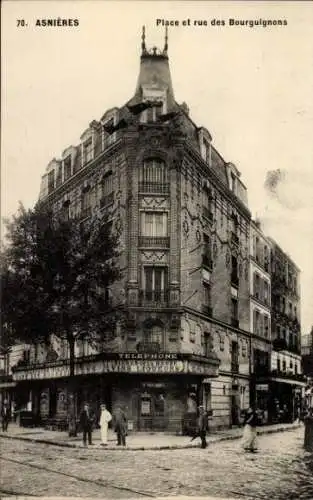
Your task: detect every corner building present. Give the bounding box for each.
[13,30,253,432]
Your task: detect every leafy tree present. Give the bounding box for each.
[1,203,122,435]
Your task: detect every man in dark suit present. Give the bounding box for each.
[79,403,95,446]
[1,400,10,432]
[113,406,127,446]
[197,406,208,449]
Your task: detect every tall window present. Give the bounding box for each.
[82,138,93,165]
[203,282,212,315]
[143,266,168,302]
[140,212,168,236]
[100,172,113,207]
[231,256,239,286]
[264,245,269,272]
[55,165,62,188]
[61,200,70,222]
[231,297,238,322]
[81,187,92,219]
[264,280,269,305]
[48,170,55,194]
[145,103,163,122]
[254,310,261,335]
[254,273,260,299]
[202,234,212,268]
[63,156,72,182]
[204,332,213,356]
[202,187,213,221]
[231,213,239,235]
[139,158,169,193]
[264,315,270,338]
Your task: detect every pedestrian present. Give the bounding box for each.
[79,402,95,447]
[197,405,208,449]
[1,400,10,432]
[99,403,112,446]
[242,407,258,453]
[113,406,127,446]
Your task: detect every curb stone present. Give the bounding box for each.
[0,424,301,450]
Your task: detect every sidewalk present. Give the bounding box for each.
[0,421,301,450]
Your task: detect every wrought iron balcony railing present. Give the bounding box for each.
[138,182,170,194]
[138,236,170,248]
[139,290,169,307]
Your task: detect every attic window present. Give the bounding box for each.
[63,155,72,182]
[82,138,93,165]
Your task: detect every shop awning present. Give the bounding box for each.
[271,376,306,387]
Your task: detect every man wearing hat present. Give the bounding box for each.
[1,400,10,432]
[197,405,208,449]
[79,402,95,447]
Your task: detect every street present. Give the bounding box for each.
[1,428,312,499]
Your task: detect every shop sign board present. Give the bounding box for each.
[256,384,269,391]
[13,354,219,380]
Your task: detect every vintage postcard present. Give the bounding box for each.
[1,1,313,500]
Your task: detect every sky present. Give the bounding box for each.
[2,1,313,334]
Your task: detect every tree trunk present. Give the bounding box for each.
[67,336,77,437]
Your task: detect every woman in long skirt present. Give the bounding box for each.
[242,407,258,452]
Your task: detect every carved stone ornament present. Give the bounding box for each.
[196,230,201,242]
[183,219,189,235]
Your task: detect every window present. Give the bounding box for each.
[202,187,213,221]
[141,212,168,237]
[230,172,236,193]
[289,302,293,318]
[81,188,92,219]
[264,315,269,338]
[294,306,297,320]
[254,310,260,335]
[281,297,286,313]
[277,358,281,372]
[55,165,62,188]
[203,282,212,315]
[220,335,225,351]
[82,138,93,165]
[264,280,269,305]
[203,139,211,164]
[204,332,213,357]
[48,170,55,194]
[282,360,286,371]
[242,341,247,357]
[202,234,212,268]
[61,200,70,222]
[264,245,269,272]
[139,158,169,193]
[231,256,239,286]
[102,117,116,149]
[63,156,72,181]
[231,297,238,321]
[295,364,298,375]
[254,273,260,299]
[145,102,163,122]
[100,172,114,208]
[143,266,168,302]
[231,213,239,235]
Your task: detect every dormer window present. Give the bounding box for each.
[63,155,72,182]
[198,129,212,165]
[55,164,62,188]
[230,172,236,193]
[48,170,55,194]
[82,138,93,165]
[102,117,116,150]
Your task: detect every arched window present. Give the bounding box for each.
[139,158,169,194]
[141,319,165,351]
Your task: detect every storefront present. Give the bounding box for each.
[12,351,219,433]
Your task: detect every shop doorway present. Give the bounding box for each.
[139,388,167,431]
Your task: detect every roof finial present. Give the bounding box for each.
[141,25,146,54]
[163,26,168,54]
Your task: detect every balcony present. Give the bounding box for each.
[202,206,214,222]
[231,361,239,373]
[231,232,239,245]
[231,273,239,288]
[139,290,169,307]
[270,369,306,383]
[202,254,213,270]
[100,192,114,208]
[231,317,239,328]
[201,305,213,317]
[138,236,170,248]
[139,182,170,194]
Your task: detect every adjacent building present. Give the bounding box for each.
[249,220,272,423]
[10,28,304,432]
[269,238,304,421]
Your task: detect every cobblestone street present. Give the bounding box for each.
[1,427,313,499]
